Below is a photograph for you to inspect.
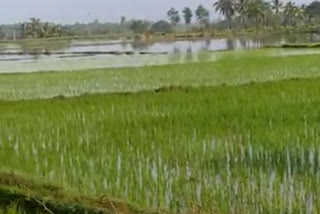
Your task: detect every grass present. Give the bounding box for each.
[1,51,320,100]
[1,75,320,213]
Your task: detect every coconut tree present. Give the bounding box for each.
[235,0,250,28]
[305,1,320,22]
[28,18,42,38]
[21,23,28,39]
[271,0,283,15]
[244,0,270,32]
[213,0,235,30]
[283,1,299,27]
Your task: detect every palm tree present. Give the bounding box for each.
[271,0,283,15]
[213,0,235,30]
[244,0,270,32]
[283,1,298,27]
[29,18,42,38]
[40,22,50,38]
[305,1,320,23]
[21,23,28,39]
[22,18,66,39]
[235,0,249,28]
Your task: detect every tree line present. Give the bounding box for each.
[1,0,320,39]
[164,1,320,32]
[21,18,72,38]
[213,0,320,31]
[128,0,320,34]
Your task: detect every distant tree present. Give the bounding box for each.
[245,0,270,31]
[0,26,5,39]
[121,16,126,26]
[40,22,51,38]
[305,1,320,20]
[282,1,299,27]
[151,20,172,33]
[22,18,69,39]
[21,23,27,39]
[129,20,149,34]
[271,0,283,15]
[235,0,249,28]
[167,8,181,26]
[28,18,42,38]
[195,5,210,28]
[182,7,193,25]
[213,0,235,29]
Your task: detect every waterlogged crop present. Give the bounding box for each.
[1,51,320,100]
[1,77,320,213]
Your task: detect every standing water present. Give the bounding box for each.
[1,33,320,73]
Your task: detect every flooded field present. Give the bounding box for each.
[1,33,320,73]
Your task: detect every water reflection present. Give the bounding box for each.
[226,39,235,50]
[1,33,320,63]
[130,41,151,51]
[239,38,248,49]
[204,39,211,50]
[120,42,128,50]
[185,46,193,62]
[168,46,182,63]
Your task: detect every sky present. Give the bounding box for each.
[1,0,312,25]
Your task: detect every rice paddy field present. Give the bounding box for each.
[2,50,320,100]
[2,50,320,213]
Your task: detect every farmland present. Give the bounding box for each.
[2,51,320,100]
[1,51,320,213]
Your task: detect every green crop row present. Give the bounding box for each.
[1,50,320,100]
[1,76,320,213]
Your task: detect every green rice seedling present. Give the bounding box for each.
[2,76,320,213]
[1,50,320,100]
